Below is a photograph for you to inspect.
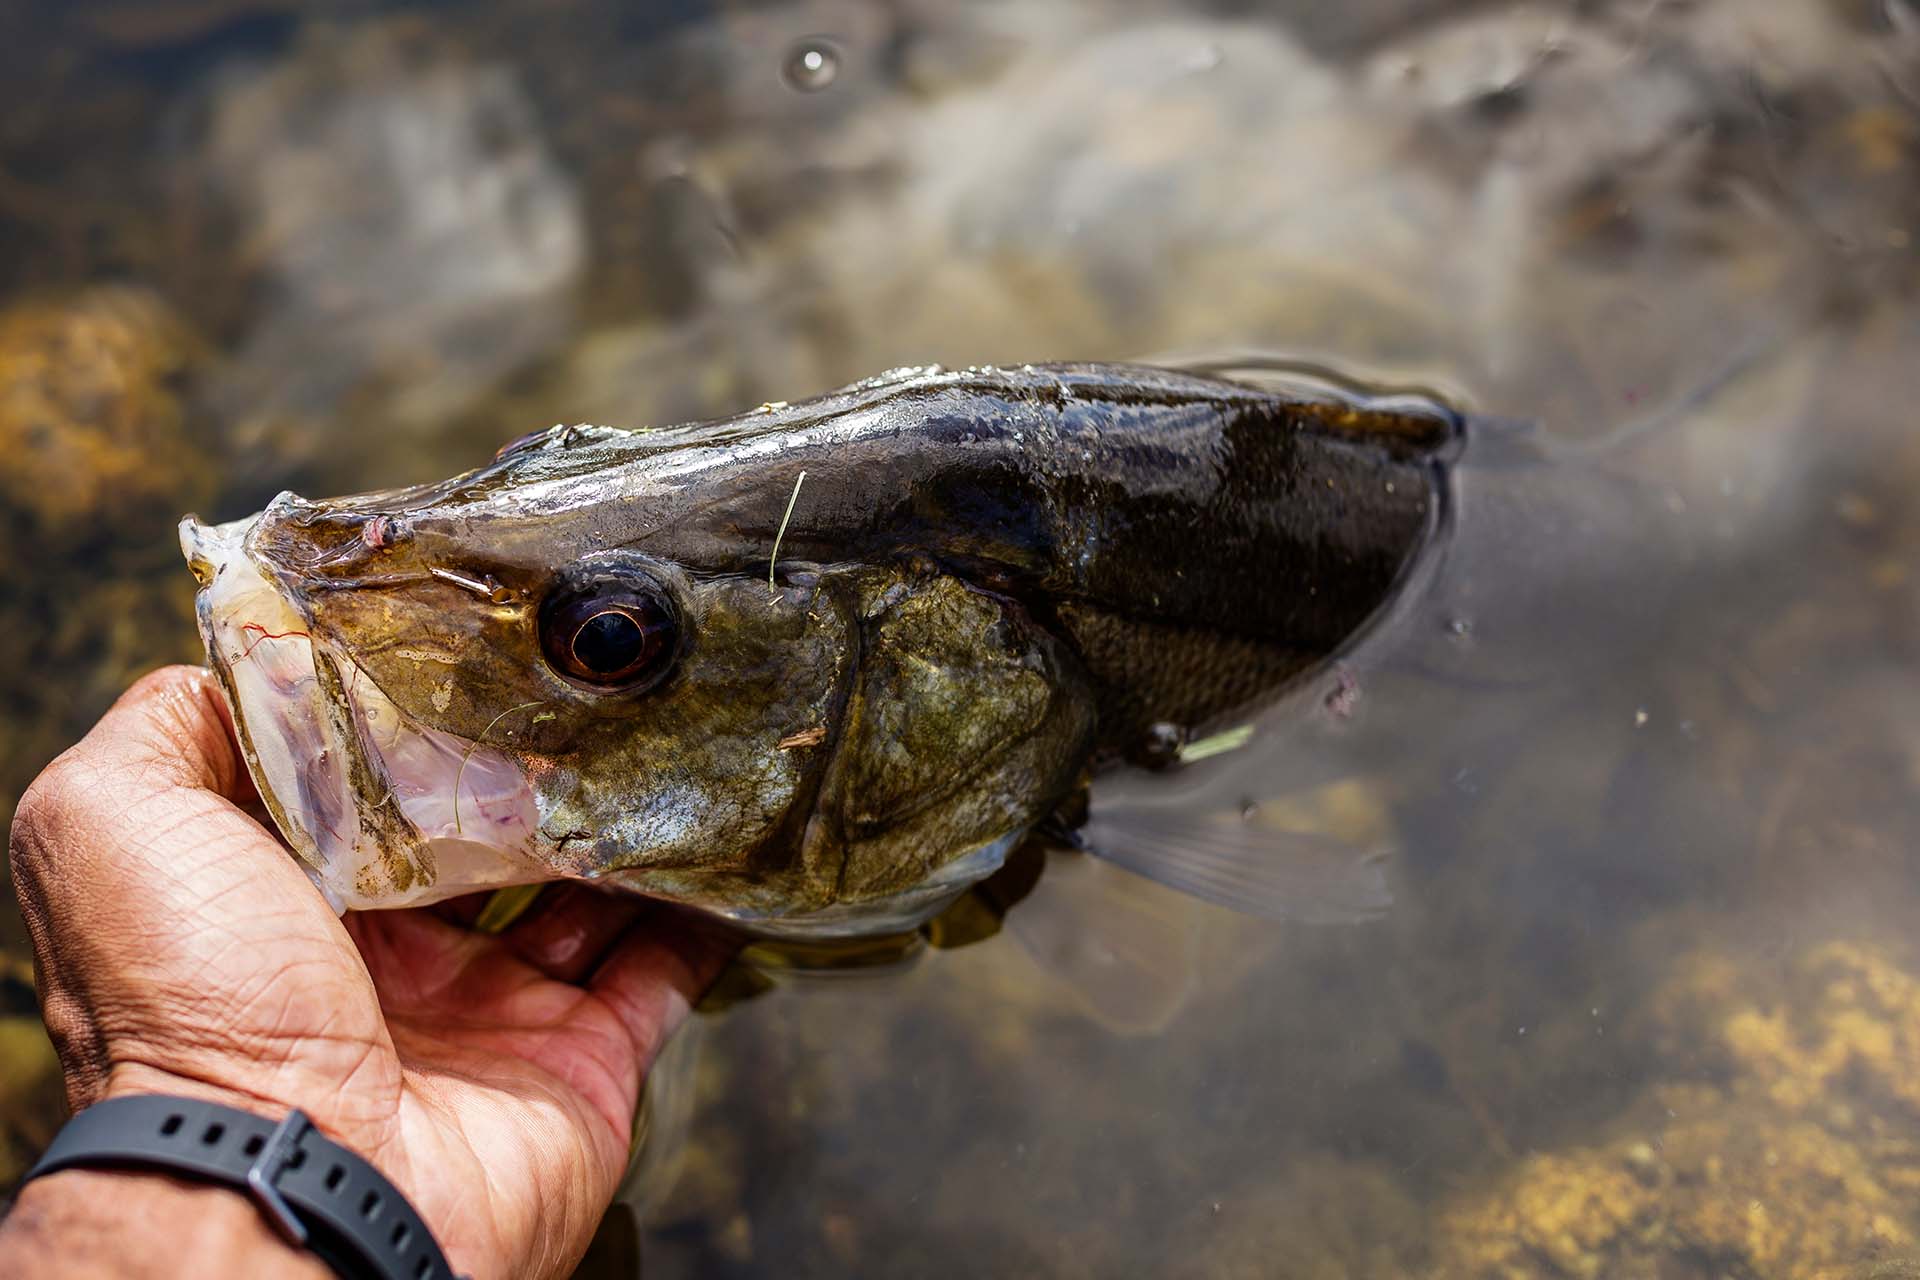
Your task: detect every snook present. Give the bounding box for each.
[182,362,1458,937]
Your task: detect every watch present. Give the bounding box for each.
[22,1094,461,1280]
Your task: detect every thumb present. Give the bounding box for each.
[73,664,253,802]
[9,663,286,931]
[10,664,319,943]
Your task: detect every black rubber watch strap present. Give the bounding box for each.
[23,1095,460,1280]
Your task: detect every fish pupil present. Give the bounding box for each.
[539,569,679,690]
[573,609,645,674]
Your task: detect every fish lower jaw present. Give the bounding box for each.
[188,518,543,910]
[189,514,353,893]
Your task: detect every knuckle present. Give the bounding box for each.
[121,663,209,706]
[120,666,237,796]
[10,750,86,864]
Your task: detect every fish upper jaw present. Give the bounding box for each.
[180,514,546,911]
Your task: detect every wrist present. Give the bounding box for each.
[15,1092,462,1280]
[95,1062,402,1188]
[0,1168,332,1280]
[97,1063,310,1132]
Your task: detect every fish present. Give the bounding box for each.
[179,362,1460,939]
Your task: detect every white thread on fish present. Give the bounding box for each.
[769,469,808,599]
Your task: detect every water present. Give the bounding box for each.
[3,0,1920,1275]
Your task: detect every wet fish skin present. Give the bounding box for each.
[189,362,1456,935]
[262,362,1455,739]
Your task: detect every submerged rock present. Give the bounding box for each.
[1649,941,1920,1126]
[0,287,211,553]
[1435,940,1920,1279]
[0,288,210,934]
[1435,1088,1915,1279]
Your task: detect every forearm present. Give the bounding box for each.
[0,1169,332,1280]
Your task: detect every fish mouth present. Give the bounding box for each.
[181,513,546,911]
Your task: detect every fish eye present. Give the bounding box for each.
[539,575,679,689]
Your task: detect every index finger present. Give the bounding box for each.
[587,906,738,1069]
[66,665,253,803]
[9,663,287,940]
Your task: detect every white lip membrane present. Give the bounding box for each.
[181,515,546,911]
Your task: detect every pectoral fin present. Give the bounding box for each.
[1080,780,1394,925]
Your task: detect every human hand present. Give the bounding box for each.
[4,665,734,1279]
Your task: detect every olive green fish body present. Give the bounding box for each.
[185,362,1457,935]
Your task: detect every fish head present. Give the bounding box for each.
[180,431,1094,930]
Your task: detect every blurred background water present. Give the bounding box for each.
[4,0,1920,1275]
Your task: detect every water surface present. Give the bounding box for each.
[3,2,1919,1276]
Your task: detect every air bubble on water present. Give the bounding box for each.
[782,38,842,92]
